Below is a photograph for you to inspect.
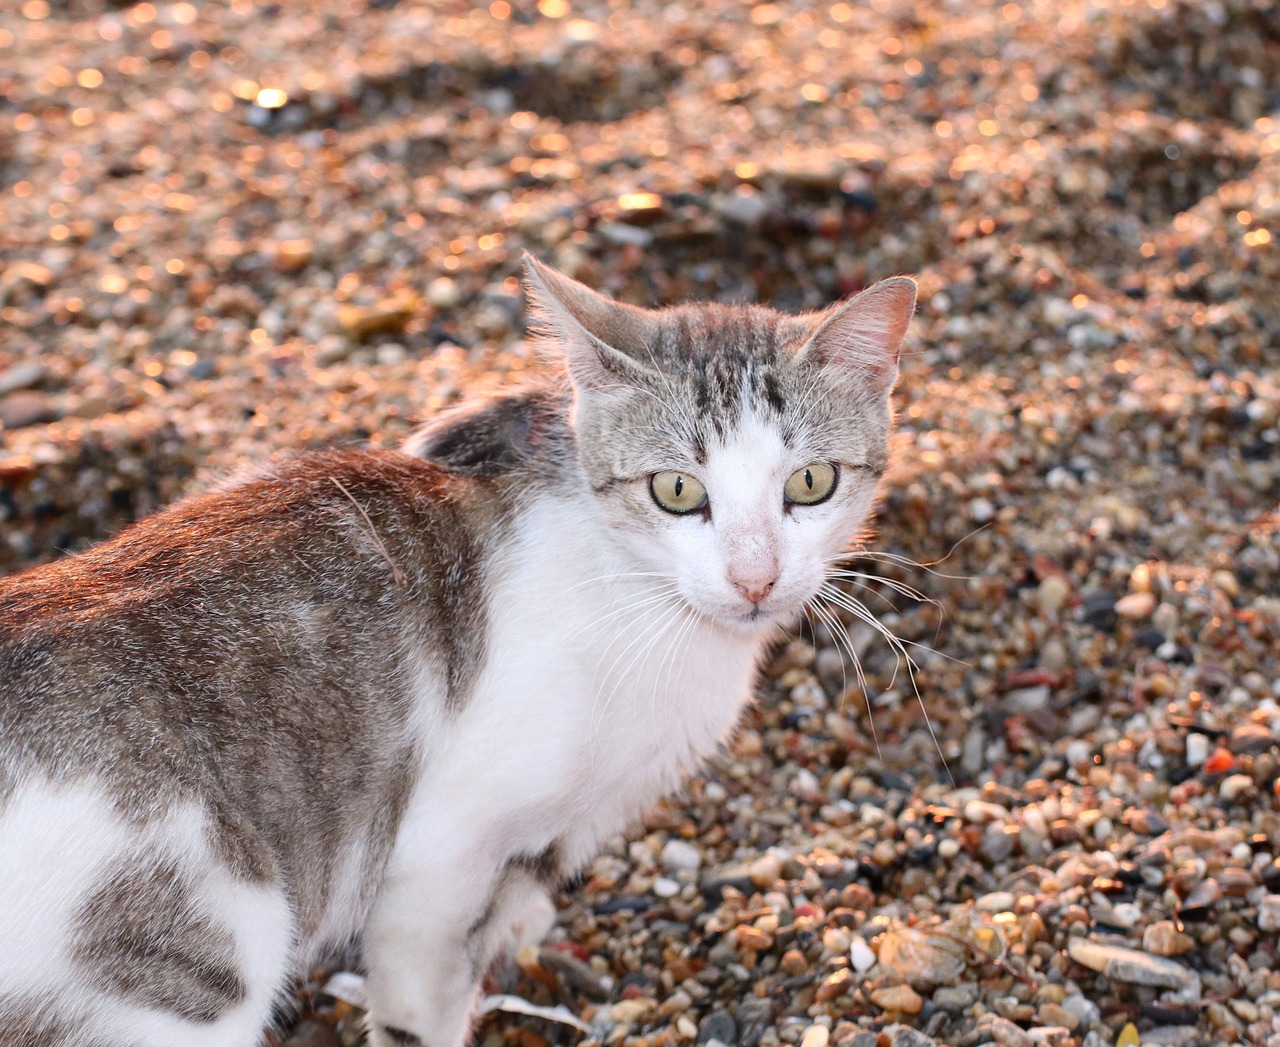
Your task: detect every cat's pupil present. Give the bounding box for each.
[804,469,813,490]
[675,476,683,497]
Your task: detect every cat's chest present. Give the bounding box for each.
[408,504,764,864]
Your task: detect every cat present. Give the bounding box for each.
[0,255,915,1047]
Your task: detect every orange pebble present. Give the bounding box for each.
[1204,748,1237,774]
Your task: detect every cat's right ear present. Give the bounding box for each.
[522,254,661,393]
[794,276,917,396]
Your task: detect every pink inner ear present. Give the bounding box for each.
[799,277,916,392]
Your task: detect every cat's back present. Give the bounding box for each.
[0,446,505,811]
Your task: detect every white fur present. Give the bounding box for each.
[0,777,292,1046]
[614,405,879,629]
[362,409,874,1043]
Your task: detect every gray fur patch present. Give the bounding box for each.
[0,998,121,1047]
[74,860,246,1023]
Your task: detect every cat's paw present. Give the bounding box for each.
[508,887,556,951]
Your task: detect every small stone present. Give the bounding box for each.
[611,998,654,1024]
[538,948,612,1001]
[1116,591,1156,619]
[676,1016,698,1040]
[653,876,680,898]
[1230,721,1275,754]
[975,891,1016,913]
[849,935,876,973]
[1211,570,1240,598]
[1079,591,1118,631]
[780,949,807,975]
[0,390,57,429]
[932,986,976,1011]
[814,968,853,1002]
[734,925,774,951]
[870,984,923,1015]
[426,276,462,309]
[1219,774,1255,802]
[1257,894,1280,932]
[748,853,783,888]
[884,1028,938,1047]
[717,187,770,227]
[273,238,314,270]
[0,362,47,397]
[337,291,420,340]
[1182,878,1221,909]
[973,1014,1033,1047]
[1185,733,1210,767]
[1037,575,1071,615]
[968,496,995,523]
[1066,938,1197,991]
[1036,1002,1078,1030]
[799,1025,830,1047]
[697,1010,736,1044]
[661,839,702,873]
[1142,920,1195,956]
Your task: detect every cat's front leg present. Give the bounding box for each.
[362,843,558,1047]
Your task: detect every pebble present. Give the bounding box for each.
[1219,774,1255,802]
[799,1025,830,1047]
[1116,591,1157,619]
[1142,920,1195,956]
[0,390,57,430]
[870,984,924,1015]
[1037,575,1071,616]
[1185,733,1210,767]
[697,1010,736,1044]
[0,362,47,397]
[748,853,783,888]
[849,935,876,973]
[1229,721,1275,754]
[1066,938,1198,992]
[1258,894,1280,933]
[660,839,702,873]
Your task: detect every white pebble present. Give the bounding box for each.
[1185,733,1209,767]
[968,497,995,523]
[799,1025,830,1047]
[660,839,702,874]
[849,935,876,973]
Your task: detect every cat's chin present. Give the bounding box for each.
[703,602,796,637]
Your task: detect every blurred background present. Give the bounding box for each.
[2,1,1280,1045]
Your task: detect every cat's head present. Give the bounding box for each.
[525,255,916,634]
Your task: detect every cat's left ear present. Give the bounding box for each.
[794,277,916,395]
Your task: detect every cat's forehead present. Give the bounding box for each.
[647,303,811,430]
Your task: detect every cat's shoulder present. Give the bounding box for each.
[402,380,572,479]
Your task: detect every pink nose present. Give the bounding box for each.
[733,578,776,605]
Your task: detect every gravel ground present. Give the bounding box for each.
[3,1,1279,1046]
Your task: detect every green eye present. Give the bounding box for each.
[784,463,838,506]
[650,471,708,515]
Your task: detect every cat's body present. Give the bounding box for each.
[0,259,915,1047]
